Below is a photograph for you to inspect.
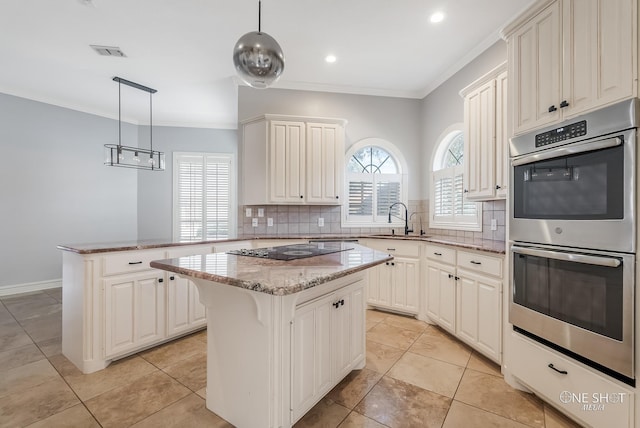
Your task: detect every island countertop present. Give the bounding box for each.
[150,242,392,296]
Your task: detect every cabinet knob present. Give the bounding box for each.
[559,100,569,108]
[455,276,460,281]
[495,185,501,190]
[340,299,345,306]
[548,105,557,112]
[463,189,469,193]
[448,273,453,279]
[300,195,303,199]
[170,276,175,280]
[335,196,339,199]
[391,262,395,266]
[158,278,164,283]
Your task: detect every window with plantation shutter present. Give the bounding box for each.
[173,153,235,241]
[430,129,481,231]
[343,140,408,227]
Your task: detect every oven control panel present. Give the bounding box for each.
[535,120,587,147]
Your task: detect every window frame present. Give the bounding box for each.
[429,125,482,232]
[342,138,409,228]
[172,151,237,242]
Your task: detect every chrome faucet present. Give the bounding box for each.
[388,202,413,235]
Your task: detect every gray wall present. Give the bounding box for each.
[0,93,139,287]
[238,87,423,200]
[419,40,507,199]
[136,126,238,240]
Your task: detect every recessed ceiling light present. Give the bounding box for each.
[325,55,337,63]
[430,11,445,23]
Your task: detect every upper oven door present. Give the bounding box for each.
[510,129,636,253]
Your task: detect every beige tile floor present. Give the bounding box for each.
[0,288,584,427]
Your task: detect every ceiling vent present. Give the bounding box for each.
[90,45,126,57]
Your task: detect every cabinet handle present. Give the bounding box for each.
[387,248,395,251]
[434,252,442,256]
[169,276,175,280]
[559,100,569,108]
[470,261,482,265]
[548,363,568,375]
[340,299,345,306]
[495,185,501,190]
[463,189,469,193]
[128,261,143,265]
[548,105,557,112]
[455,276,460,281]
[448,273,453,279]
[158,278,164,283]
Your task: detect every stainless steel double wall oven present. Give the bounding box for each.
[509,98,638,385]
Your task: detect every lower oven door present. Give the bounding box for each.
[510,243,634,379]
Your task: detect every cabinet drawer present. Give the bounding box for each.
[457,250,502,278]
[425,244,456,265]
[102,250,166,276]
[363,239,420,258]
[509,333,633,428]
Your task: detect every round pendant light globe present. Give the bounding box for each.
[233,31,285,89]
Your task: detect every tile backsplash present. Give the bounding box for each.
[238,199,506,242]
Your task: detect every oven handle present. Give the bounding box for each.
[511,136,622,166]
[511,245,621,268]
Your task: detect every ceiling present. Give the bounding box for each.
[0,0,535,129]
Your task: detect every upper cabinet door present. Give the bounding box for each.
[509,0,562,135]
[464,79,497,200]
[270,121,306,203]
[562,0,635,118]
[305,123,345,204]
[495,70,509,199]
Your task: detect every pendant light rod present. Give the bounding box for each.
[258,0,261,32]
[118,79,121,147]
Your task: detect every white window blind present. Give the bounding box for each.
[173,153,234,241]
[431,160,480,230]
[344,143,407,226]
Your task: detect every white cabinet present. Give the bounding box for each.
[424,244,503,363]
[165,245,213,337]
[362,239,421,315]
[104,271,166,358]
[270,121,306,203]
[509,332,634,428]
[240,115,347,205]
[424,244,457,334]
[291,280,365,423]
[460,63,507,201]
[503,0,636,135]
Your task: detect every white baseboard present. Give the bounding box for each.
[0,279,62,297]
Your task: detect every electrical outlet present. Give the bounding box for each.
[257,208,264,217]
[252,218,258,227]
[245,208,252,217]
[318,217,324,227]
[491,219,497,231]
[267,218,273,227]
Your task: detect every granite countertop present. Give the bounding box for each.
[150,242,393,296]
[58,234,505,255]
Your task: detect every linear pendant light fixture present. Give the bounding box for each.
[232,0,285,88]
[104,77,165,171]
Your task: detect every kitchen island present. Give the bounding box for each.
[150,242,391,428]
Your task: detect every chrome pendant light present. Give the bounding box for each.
[104,77,165,171]
[232,0,284,89]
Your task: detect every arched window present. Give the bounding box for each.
[344,138,408,226]
[430,125,481,231]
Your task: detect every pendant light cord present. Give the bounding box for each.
[258,0,261,32]
[149,90,154,167]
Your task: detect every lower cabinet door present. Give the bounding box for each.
[332,293,352,381]
[391,258,419,314]
[167,276,207,337]
[104,272,165,358]
[291,293,333,422]
[456,269,501,362]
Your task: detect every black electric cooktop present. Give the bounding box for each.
[227,243,352,261]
